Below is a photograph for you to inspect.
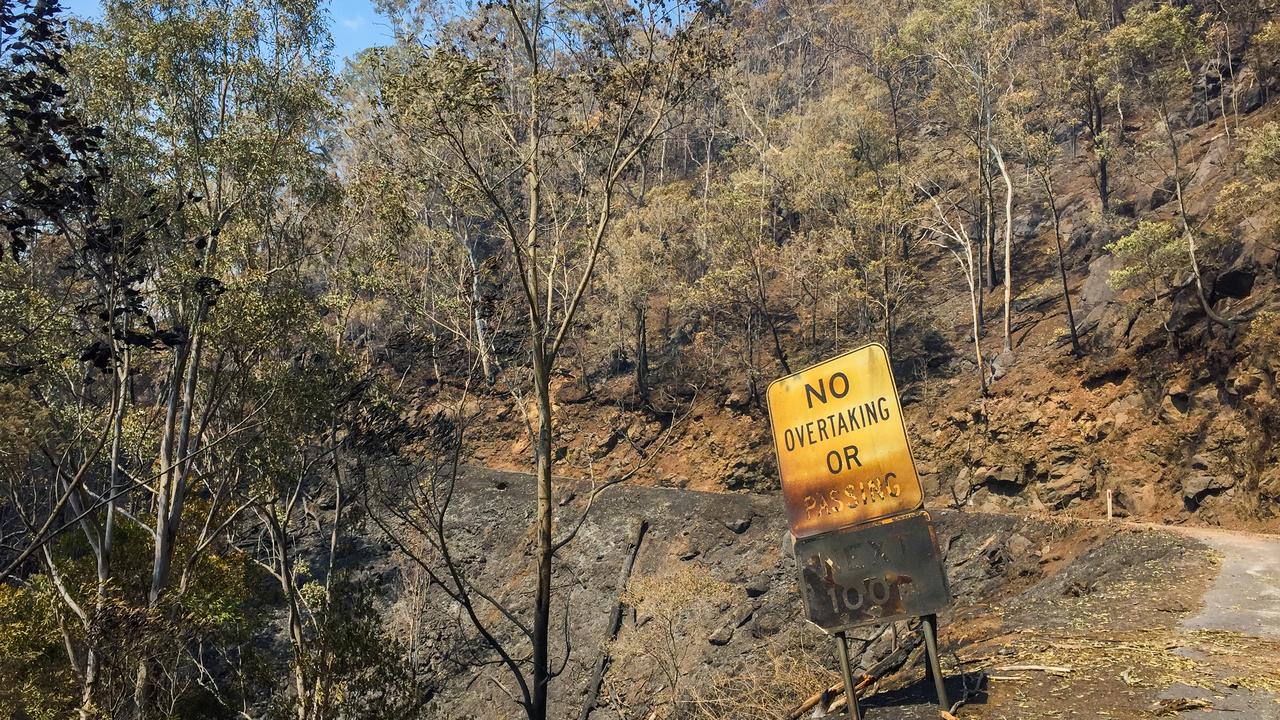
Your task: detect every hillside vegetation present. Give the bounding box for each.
[1,0,1279,717]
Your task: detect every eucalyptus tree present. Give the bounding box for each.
[907,0,1024,351]
[1,0,190,714]
[372,1,727,716]
[595,182,695,401]
[1251,19,1280,86]
[1,0,111,586]
[1034,0,1119,213]
[724,0,830,246]
[43,0,339,712]
[338,49,508,388]
[1022,127,1084,356]
[1215,122,1280,251]
[1202,0,1272,141]
[830,0,922,175]
[1106,2,1232,327]
[919,181,988,395]
[774,88,918,361]
[682,178,794,392]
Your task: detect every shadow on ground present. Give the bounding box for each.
[860,672,988,719]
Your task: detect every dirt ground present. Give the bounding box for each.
[854,518,1280,720]
[396,469,1280,719]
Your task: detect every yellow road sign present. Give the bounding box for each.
[766,342,923,538]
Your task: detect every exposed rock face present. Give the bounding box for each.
[1167,285,1208,334]
[1081,254,1119,309]
[1143,175,1178,211]
[724,458,771,491]
[706,622,735,646]
[1182,473,1236,507]
[1012,211,1044,240]
[1040,467,1092,509]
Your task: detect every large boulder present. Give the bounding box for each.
[1166,284,1207,334]
[552,375,590,404]
[989,349,1016,381]
[1040,466,1092,508]
[1182,473,1235,507]
[1081,254,1119,308]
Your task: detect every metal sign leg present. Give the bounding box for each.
[920,614,949,710]
[834,631,862,720]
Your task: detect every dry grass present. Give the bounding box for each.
[685,628,836,720]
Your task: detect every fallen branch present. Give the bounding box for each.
[785,673,877,720]
[817,675,875,717]
[577,519,648,720]
[785,682,841,720]
[785,627,925,719]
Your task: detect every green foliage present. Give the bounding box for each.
[1106,220,1186,301]
[588,182,695,373]
[1107,2,1206,109]
[681,183,776,317]
[268,580,433,720]
[1,0,341,682]
[1213,121,1280,246]
[0,581,78,719]
[1250,20,1280,83]
[1243,121,1280,177]
[381,46,499,128]
[34,511,263,717]
[177,525,256,633]
[0,263,64,478]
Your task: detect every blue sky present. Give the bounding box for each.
[58,0,395,60]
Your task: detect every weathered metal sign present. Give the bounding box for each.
[766,343,924,539]
[793,511,949,632]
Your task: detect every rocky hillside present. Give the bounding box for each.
[435,94,1280,534]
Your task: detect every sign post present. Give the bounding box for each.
[767,343,951,717]
[833,631,862,720]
